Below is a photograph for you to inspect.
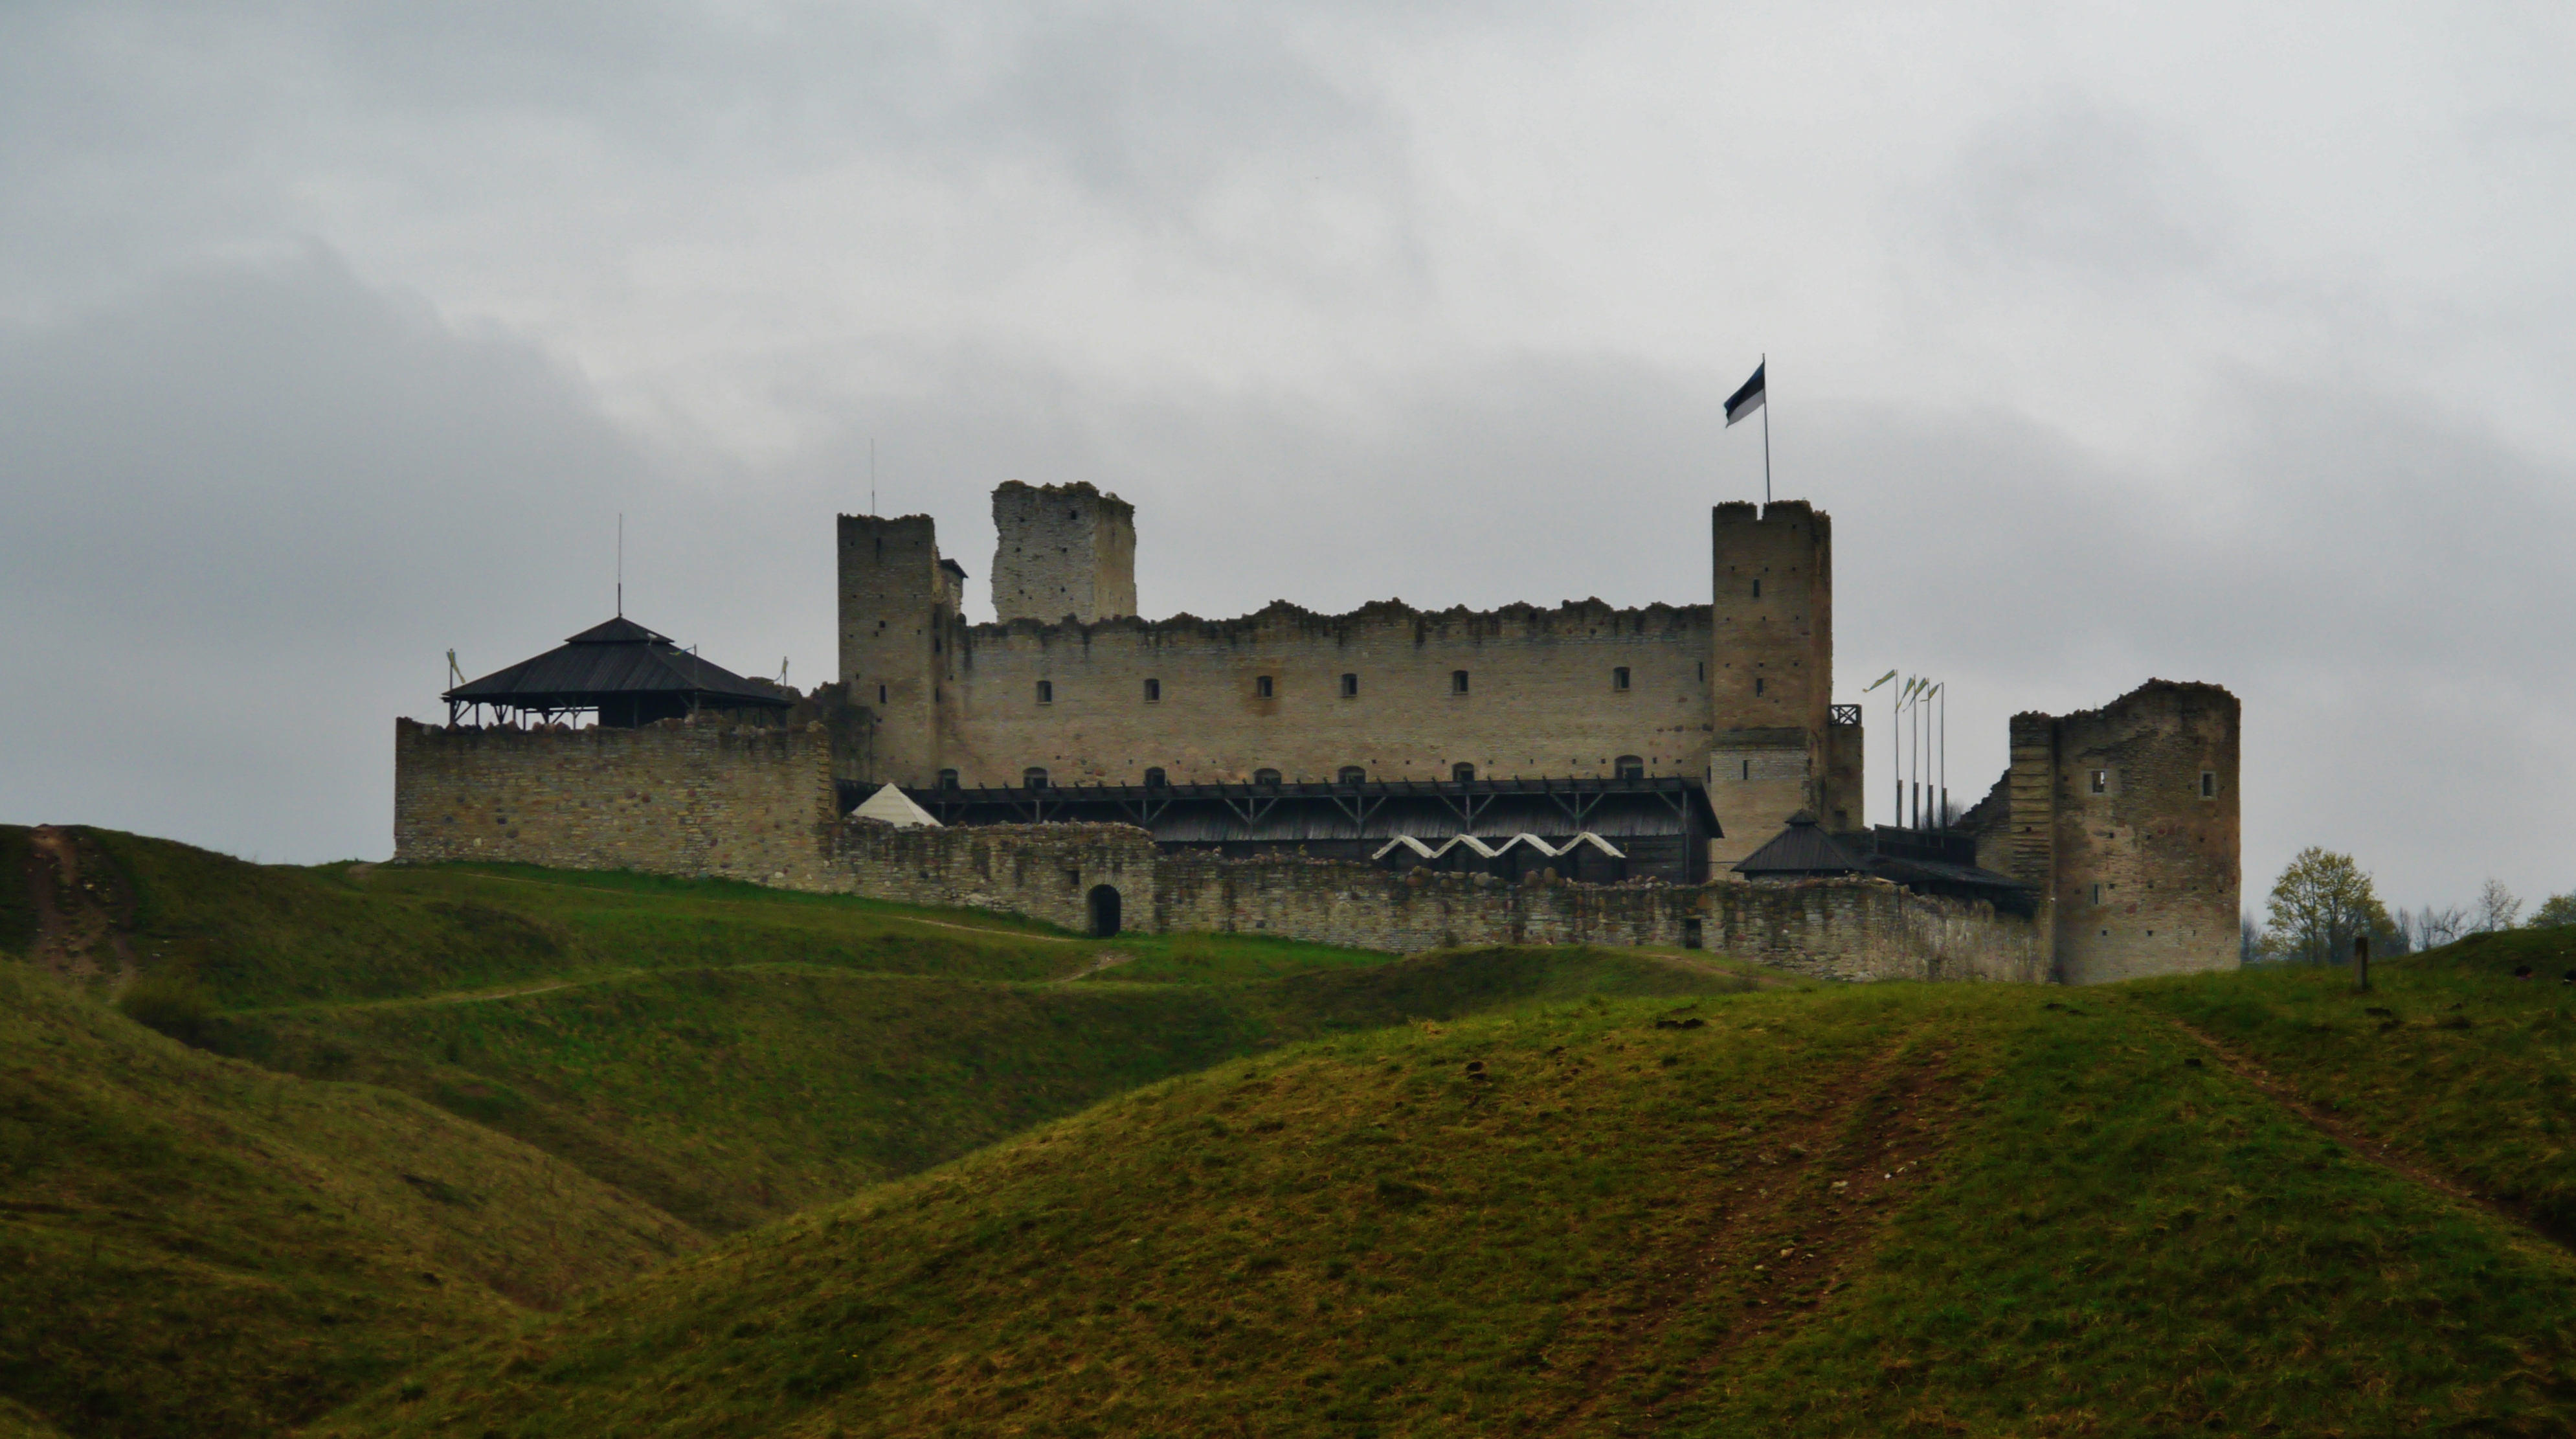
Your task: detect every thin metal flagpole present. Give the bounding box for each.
[1760,353,1771,506]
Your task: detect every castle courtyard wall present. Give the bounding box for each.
[391,720,2043,984]
[938,600,1717,789]
[827,817,2044,984]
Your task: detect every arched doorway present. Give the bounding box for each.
[1087,884,1122,938]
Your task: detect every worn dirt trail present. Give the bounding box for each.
[1541,1028,1964,1434]
[2160,1015,2576,1254]
[23,825,137,986]
[434,868,1080,941]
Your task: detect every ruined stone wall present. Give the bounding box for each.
[937,599,1716,789]
[1957,769,2014,876]
[392,718,838,885]
[828,817,2043,982]
[2013,681,2241,985]
[991,481,1137,624]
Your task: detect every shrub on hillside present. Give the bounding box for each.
[2531,892,2576,931]
[117,973,217,1048]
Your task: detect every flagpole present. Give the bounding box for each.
[1760,352,1771,506]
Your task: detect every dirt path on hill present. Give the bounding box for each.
[432,869,1080,942]
[1547,1029,1965,1433]
[23,826,138,986]
[1054,950,1134,983]
[2160,1015,2576,1254]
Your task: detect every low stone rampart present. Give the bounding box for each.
[833,817,2043,982]
[391,720,2045,981]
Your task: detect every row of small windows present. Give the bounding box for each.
[2085,768,2223,799]
[1033,668,1663,705]
[939,757,1650,790]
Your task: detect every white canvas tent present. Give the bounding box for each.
[850,782,941,829]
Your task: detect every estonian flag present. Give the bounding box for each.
[1725,361,1765,427]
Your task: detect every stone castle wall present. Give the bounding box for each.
[823,816,2044,984]
[388,720,2041,982]
[391,719,837,887]
[939,599,1718,789]
[838,497,1841,876]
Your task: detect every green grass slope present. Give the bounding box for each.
[0,1398,62,1439]
[320,983,2576,1438]
[0,962,701,1439]
[47,831,1088,1006]
[202,946,1745,1233]
[2131,927,2576,1234]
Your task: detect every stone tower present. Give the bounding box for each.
[837,512,963,785]
[1705,500,1850,867]
[991,481,1137,624]
[2005,680,2241,984]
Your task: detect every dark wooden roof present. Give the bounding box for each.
[444,617,790,712]
[1736,814,2037,914]
[1732,812,1870,876]
[891,775,1719,843]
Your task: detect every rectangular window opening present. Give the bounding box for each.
[1143,677,1161,703]
[1255,675,1275,699]
[2200,770,2216,799]
[1340,672,1358,698]
[1451,670,1470,695]
[1612,666,1631,692]
[2090,769,2108,794]
[1754,677,1765,696]
[1036,680,1054,705]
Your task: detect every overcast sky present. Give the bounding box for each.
[3,2,2571,917]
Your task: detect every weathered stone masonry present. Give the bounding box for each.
[392,717,2043,982]
[392,718,838,888]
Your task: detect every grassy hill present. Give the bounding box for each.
[23,822,2576,1434]
[197,946,1743,1233]
[0,960,700,1439]
[317,976,2576,1438]
[3,825,1750,1433]
[2131,925,2576,1235]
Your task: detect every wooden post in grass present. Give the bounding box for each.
[2355,931,2370,993]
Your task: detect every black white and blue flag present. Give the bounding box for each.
[1724,361,1765,426]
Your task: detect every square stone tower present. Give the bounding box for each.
[2006,680,2241,984]
[991,481,1137,624]
[1705,500,1852,868]
[837,512,963,785]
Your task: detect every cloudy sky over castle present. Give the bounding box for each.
[3,2,2570,912]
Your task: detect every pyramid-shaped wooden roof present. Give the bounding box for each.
[1731,811,1870,877]
[443,617,790,714]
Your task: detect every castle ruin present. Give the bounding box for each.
[394,481,2239,984]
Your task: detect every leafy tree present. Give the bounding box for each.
[2532,892,2576,931]
[2263,848,2390,966]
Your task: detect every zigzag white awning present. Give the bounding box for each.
[1370,832,1626,863]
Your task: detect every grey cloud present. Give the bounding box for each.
[1,2,2571,924]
